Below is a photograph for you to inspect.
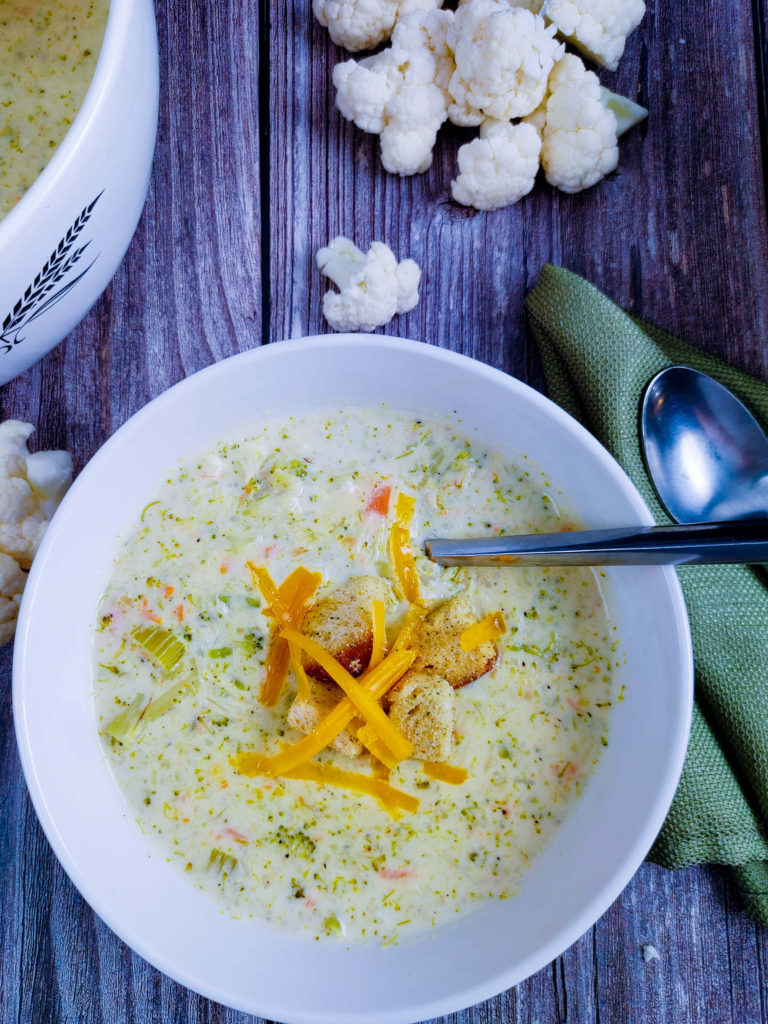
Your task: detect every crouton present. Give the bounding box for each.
[287,676,363,757]
[301,576,390,683]
[411,595,498,688]
[388,671,455,762]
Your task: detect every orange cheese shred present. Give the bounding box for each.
[369,599,387,669]
[388,493,420,604]
[289,641,311,703]
[281,628,413,762]
[459,611,506,652]
[232,648,415,778]
[283,762,419,817]
[246,563,322,706]
[422,762,469,785]
[357,723,404,771]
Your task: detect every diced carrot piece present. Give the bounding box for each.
[365,483,392,516]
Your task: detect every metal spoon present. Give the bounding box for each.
[426,367,768,567]
[641,365,768,523]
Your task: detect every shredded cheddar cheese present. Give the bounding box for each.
[388,493,420,604]
[283,762,419,817]
[370,599,387,668]
[423,762,469,785]
[232,649,415,778]
[281,628,413,762]
[246,564,322,705]
[460,611,506,651]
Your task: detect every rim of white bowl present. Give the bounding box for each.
[0,0,130,240]
[13,336,694,1023]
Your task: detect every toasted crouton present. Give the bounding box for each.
[287,676,363,757]
[301,576,390,683]
[411,595,498,688]
[388,671,455,762]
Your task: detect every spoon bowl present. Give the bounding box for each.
[641,366,768,523]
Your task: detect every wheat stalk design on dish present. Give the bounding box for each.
[1,191,103,354]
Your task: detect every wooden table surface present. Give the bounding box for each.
[2,1,768,1021]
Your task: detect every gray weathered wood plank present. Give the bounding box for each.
[1,0,768,1020]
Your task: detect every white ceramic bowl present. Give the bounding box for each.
[13,337,693,1023]
[0,0,159,384]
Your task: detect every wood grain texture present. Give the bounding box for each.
[1,0,768,1021]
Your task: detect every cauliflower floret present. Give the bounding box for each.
[0,420,73,644]
[317,237,421,332]
[313,0,442,53]
[380,81,447,174]
[541,0,646,72]
[452,120,541,210]
[391,6,455,92]
[528,53,617,193]
[333,8,451,173]
[0,553,26,646]
[333,52,404,133]
[527,54,646,193]
[447,1,563,125]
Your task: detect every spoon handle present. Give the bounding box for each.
[425,521,768,567]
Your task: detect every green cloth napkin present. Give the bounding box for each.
[526,265,768,926]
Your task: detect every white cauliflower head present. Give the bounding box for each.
[0,420,73,644]
[541,0,646,72]
[317,237,421,332]
[452,120,541,210]
[313,0,443,53]
[447,1,563,125]
[530,53,618,193]
[333,8,451,174]
[333,52,404,133]
[0,552,27,646]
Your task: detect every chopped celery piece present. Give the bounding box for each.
[131,624,186,672]
[600,87,648,137]
[104,676,197,745]
[104,694,148,744]
[143,675,198,724]
[207,848,238,875]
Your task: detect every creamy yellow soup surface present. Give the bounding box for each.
[93,410,621,945]
[0,0,109,219]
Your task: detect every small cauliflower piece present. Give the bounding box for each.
[447,2,563,126]
[541,0,645,72]
[317,237,421,332]
[379,81,447,174]
[411,595,498,688]
[313,0,442,53]
[333,51,406,134]
[452,120,541,210]
[0,421,73,570]
[333,8,452,174]
[300,575,391,681]
[388,670,455,762]
[0,552,27,646]
[0,420,73,644]
[288,677,364,757]
[528,53,646,194]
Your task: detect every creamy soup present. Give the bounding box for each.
[0,0,109,219]
[93,410,621,945]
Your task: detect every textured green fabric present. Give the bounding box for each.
[525,265,768,926]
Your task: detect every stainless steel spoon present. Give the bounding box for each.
[426,367,768,567]
[641,365,768,523]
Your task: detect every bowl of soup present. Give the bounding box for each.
[13,336,693,1022]
[0,0,158,384]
